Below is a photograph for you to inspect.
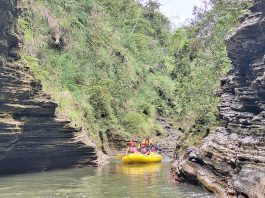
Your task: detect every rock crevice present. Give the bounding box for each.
[171,1,265,197]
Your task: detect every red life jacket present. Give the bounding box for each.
[141,142,147,147]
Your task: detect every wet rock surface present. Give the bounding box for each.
[171,1,265,197]
[156,116,182,157]
[0,0,98,175]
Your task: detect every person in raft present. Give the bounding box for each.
[140,136,160,154]
[140,136,152,154]
[125,139,138,155]
[150,143,159,152]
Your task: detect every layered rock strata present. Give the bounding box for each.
[0,0,98,175]
[171,1,265,197]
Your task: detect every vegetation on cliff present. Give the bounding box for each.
[18,0,250,144]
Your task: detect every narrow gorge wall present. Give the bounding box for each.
[0,0,99,175]
[171,1,265,197]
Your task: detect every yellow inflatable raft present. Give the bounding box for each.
[122,152,162,164]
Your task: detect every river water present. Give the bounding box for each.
[0,162,214,198]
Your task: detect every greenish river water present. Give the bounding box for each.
[0,162,214,198]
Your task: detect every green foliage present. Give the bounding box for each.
[122,112,146,134]
[166,0,251,130]
[18,0,170,139]
[18,0,251,143]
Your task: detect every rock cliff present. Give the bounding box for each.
[171,1,265,197]
[0,0,99,175]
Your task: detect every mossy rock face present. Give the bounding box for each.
[172,1,265,197]
[0,0,100,176]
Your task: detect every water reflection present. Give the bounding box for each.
[0,162,214,198]
[115,163,163,198]
[116,163,162,175]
